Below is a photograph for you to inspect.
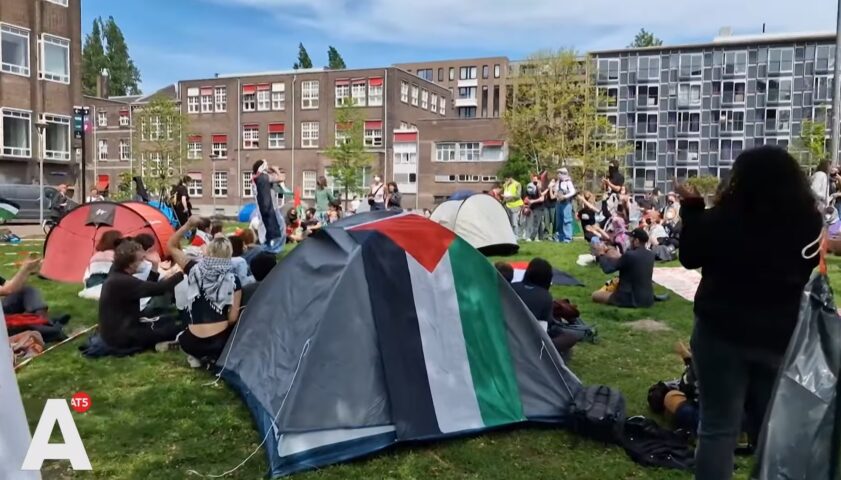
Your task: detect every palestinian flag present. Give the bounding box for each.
[351,216,524,439]
[0,198,19,223]
[508,260,584,286]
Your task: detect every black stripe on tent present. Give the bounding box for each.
[355,230,441,440]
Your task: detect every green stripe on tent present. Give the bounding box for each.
[0,202,19,221]
[449,237,524,426]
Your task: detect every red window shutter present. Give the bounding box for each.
[256,83,270,91]
[394,132,418,142]
[242,85,257,95]
[368,77,384,87]
[212,134,227,143]
[119,108,129,114]
[483,140,504,147]
[188,172,202,181]
[243,124,259,129]
[268,123,285,133]
[335,79,350,86]
[364,120,383,130]
[187,135,202,143]
[200,87,213,96]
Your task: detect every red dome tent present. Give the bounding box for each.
[41,202,175,283]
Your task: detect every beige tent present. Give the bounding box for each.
[431,194,519,256]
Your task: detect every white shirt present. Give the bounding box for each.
[556,178,577,201]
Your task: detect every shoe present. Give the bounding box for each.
[155,341,179,353]
[186,355,202,368]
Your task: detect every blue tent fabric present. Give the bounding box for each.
[238,203,257,223]
[148,200,179,228]
[449,190,475,201]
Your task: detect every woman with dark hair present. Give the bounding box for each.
[252,159,284,253]
[133,176,150,203]
[172,176,191,226]
[314,175,336,223]
[677,146,822,480]
[811,159,831,211]
[84,230,124,289]
[385,182,402,211]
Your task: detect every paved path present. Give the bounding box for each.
[3,224,45,240]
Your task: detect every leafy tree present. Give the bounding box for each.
[325,99,373,209]
[796,118,828,172]
[128,96,190,199]
[685,175,721,201]
[81,19,107,96]
[293,43,313,70]
[505,49,629,187]
[628,29,663,48]
[327,46,347,69]
[497,150,533,187]
[100,16,141,96]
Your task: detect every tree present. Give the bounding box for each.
[327,46,347,70]
[628,29,663,48]
[796,118,828,172]
[685,175,721,201]
[504,49,629,188]
[101,16,141,96]
[325,99,373,210]
[81,19,107,96]
[127,96,190,200]
[293,43,313,70]
[497,150,533,187]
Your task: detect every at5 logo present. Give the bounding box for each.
[22,393,92,471]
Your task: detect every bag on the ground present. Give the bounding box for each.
[652,244,676,262]
[548,318,597,344]
[570,385,627,444]
[621,416,695,471]
[552,299,580,321]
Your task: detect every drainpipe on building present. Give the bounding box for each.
[832,0,841,165]
[415,131,420,210]
[237,78,242,208]
[383,70,389,184]
[291,75,297,196]
[92,105,97,187]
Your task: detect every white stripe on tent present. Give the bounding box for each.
[0,202,19,214]
[278,425,396,457]
[407,252,484,434]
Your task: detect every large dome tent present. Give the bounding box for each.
[41,201,175,283]
[431,193,518,256]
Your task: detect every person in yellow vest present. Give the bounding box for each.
[503,176,524,238]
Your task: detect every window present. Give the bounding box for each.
[636,112,658,134]
[40,34,70,83]
[119,110,129,126]
[301,121,319,148]
[814,106,833,126]
[43,114,70,161]
[97,111,107,127]
[636,85,658,107]
[1,24,30,76]
[215,86,227,112]
[394,151,417,165]
[268,123,285,149]
[597,59,619,82]
[352,81,366,106]
[270,83,284,110]
[400,81,409,102]
[242,124,259,149]
[211,135,228,158]
[368,78,383,106]
[597,87,618,108]
[436,143,456,161]
[458,86,477,99]
[482,144,504,161]
[242,172,253,198]
[817,45,836,72]
[678,83,702,106]
[597,114,618,135]
[633,168,657,191]
[335,81,350,106]
[334,124,350,147]
[634,140,657,163]
[187,88,200,113]
[815,76,833,102]
[417,69,433,81]
[458,142,481,161]
[719,139,743,163]
[679,53,703,78]
[677,140,700,162]
[768,48,794,74]
[719,110,745,133]
[431,93,439,113]
[187,177,202,197]
[438,68,444,82]
[364,121,383,147]
[440,97,446,116]
[200,88,213,113]
[722,81,746,104]
[242,85,256,111]
[678,111,701,133]
[187,136,202,159]
[723,51,747,75]
[257,85,271,111]
[458,107,477,118]
[482,65,489,79]
[302,80,319,109]
[98,139,108,160]
[449,67,455,80]
[119,139,130,160]
[766,108,791,132]
[637,56,659,80]
[459,66,478,80]
[302,170,317,199]
[494,64,501,78]
[411,85,419,106]
[2,109,30,157]
[421,90,429,109]
[46,0,69,5]
[213,172,228,198]
[767,78,792,103]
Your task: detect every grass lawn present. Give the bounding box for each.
[9,239,840,479]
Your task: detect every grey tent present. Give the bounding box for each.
[431,194,519,256]
[219,212,581,477]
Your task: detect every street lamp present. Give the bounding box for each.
[35,119,48,227]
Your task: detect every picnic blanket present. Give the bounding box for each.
[652,267,702,302]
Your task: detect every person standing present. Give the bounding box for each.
[543,176,556,240]
[503,176,524,238]
[385,182,402,211]
[601,162,625,226]
[811,159,831,211]
[677,146,822,480]
[368,176,385,211]
[86,188,104,203]
[251,160,284,253]
[524,174,544,241]
[314,176,336,223]
[554,168,577,243]
[172,176,192,227]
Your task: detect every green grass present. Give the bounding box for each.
[11,239,832,479]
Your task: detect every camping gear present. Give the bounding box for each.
[430,193,519,256]
[621,416,695,471]
[449,190,475,201]
[570,385,627,444]
[238,203,257,222]
[218,212,581,477]
[10,330,45,365]
[15,324,95,371]
[510,261,584,287]
[41,201,175,283]
[0,197,20,223]
[149,200,180,229]
[754,270,841,479]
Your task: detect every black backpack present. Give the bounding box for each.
[571,385,627,444]
[621,416,695,471]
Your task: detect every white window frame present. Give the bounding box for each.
[768,48,794,74]
[119,111,129,126]
[187,95,199,114]
[723,51,747,76]
[440,98,446,116]
[719,109,746,133]
[200,92,213,113]
[352,81,367,106]
[813,105,833,127]
[302,170,317,199]
[815,75,834,102]
[677,139,700,163]
[436,143,456,162]
[97,110,107,127]
[431,93,439,113]
[1,108,31,157]
[767,78,793,104]
[242,172,253,198]
[636,85,659,108]
[117,139,129,160]
[719,138,744,163]
[213,172,228,198]
[677,83,702,107]
[677,111,701,134]
[457,142,481,161]
[98,139,108,161]
[211,139,228,159]
[679,53,703,78]
[188,139,202,160]
[45,0,69,6]
[494,64,501,78]
[187,178,202,197]
[722,80,746,105]
[301,121,319,148]
[633,167,658,192]
[421,89,429,109]
[634,140,657,164]
[598,59,619,82]
[271,83,285,110]
[242,125,259,149]
[816,45,836,72]
[335,83,350,107]
[637,56,660,81]
[368,82,383,106]
[400,81,409,103]
[364,126,383,148]
[214,86,227,112]
[257,90,271,111]
[766,107,791,133]
[302,80,319,109]
[411,85,419,106]
[1,23,30,77]
[597,86,619,109]
[39,33,70,83]
[42,113,70,161]
[334,125,350,147]
[268,128,285,149]
[636,112,658,135]
[242,92,256,112]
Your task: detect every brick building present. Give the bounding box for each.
[0,0,82,187]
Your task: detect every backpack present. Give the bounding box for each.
[571,385,627,444]
[621,416,695,471]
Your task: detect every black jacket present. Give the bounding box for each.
[598,247,655,308]
[679,197,822,354]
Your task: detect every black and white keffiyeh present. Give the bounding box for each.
[187,256,237,317]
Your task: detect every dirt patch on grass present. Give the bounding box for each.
[625,319,672,332]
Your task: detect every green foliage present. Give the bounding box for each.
[325,100,373,209]
[293,43,314,69]
[685,175,721,198]
[327,46,347,70]
[81,19,106,96]
[628,29,664,48]
[82,17,143,96]
[796,118,828,171]
[130,96,190,197]
[497,150,534,186]
[110,171,135,202]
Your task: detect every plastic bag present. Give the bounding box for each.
[754,272,841,480]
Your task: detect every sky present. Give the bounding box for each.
[83,0,841,93]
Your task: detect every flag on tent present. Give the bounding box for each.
[508,261,584,287]
[0,198,20,223]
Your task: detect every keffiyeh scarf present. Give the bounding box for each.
[186,256,237,317]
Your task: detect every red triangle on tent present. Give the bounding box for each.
[351,215,456,272]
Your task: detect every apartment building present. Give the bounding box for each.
[0,0,82,186]
[591,31,839,193]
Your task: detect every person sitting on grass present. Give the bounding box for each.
[210,220,224,239]
[190,217,213,248]
[168,216,242,367]
[2,255,45,315]
[97,240,185,352]
[237,228,263,264]
[591,228,655,308]
[495,261,514,283]
[241,252,277,307]
[228,235,256,287]
[84,230,124,289]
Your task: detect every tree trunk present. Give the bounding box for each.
[344,184,349,213]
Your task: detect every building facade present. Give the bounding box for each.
[0,0,82,187]
[591,32,839,193]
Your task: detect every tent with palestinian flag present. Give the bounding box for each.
[219,211,582,477]
[0,197,20,223]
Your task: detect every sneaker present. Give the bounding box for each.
[155,341,179,353]
[186,355,202,368]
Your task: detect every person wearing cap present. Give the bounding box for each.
[554,167,577,243]
[591,227,655,308]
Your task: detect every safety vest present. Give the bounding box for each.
[504,181,524,209]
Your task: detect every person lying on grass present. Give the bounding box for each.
[1,254,44,313]
[591,228,655,308]
[168,215,242,368]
